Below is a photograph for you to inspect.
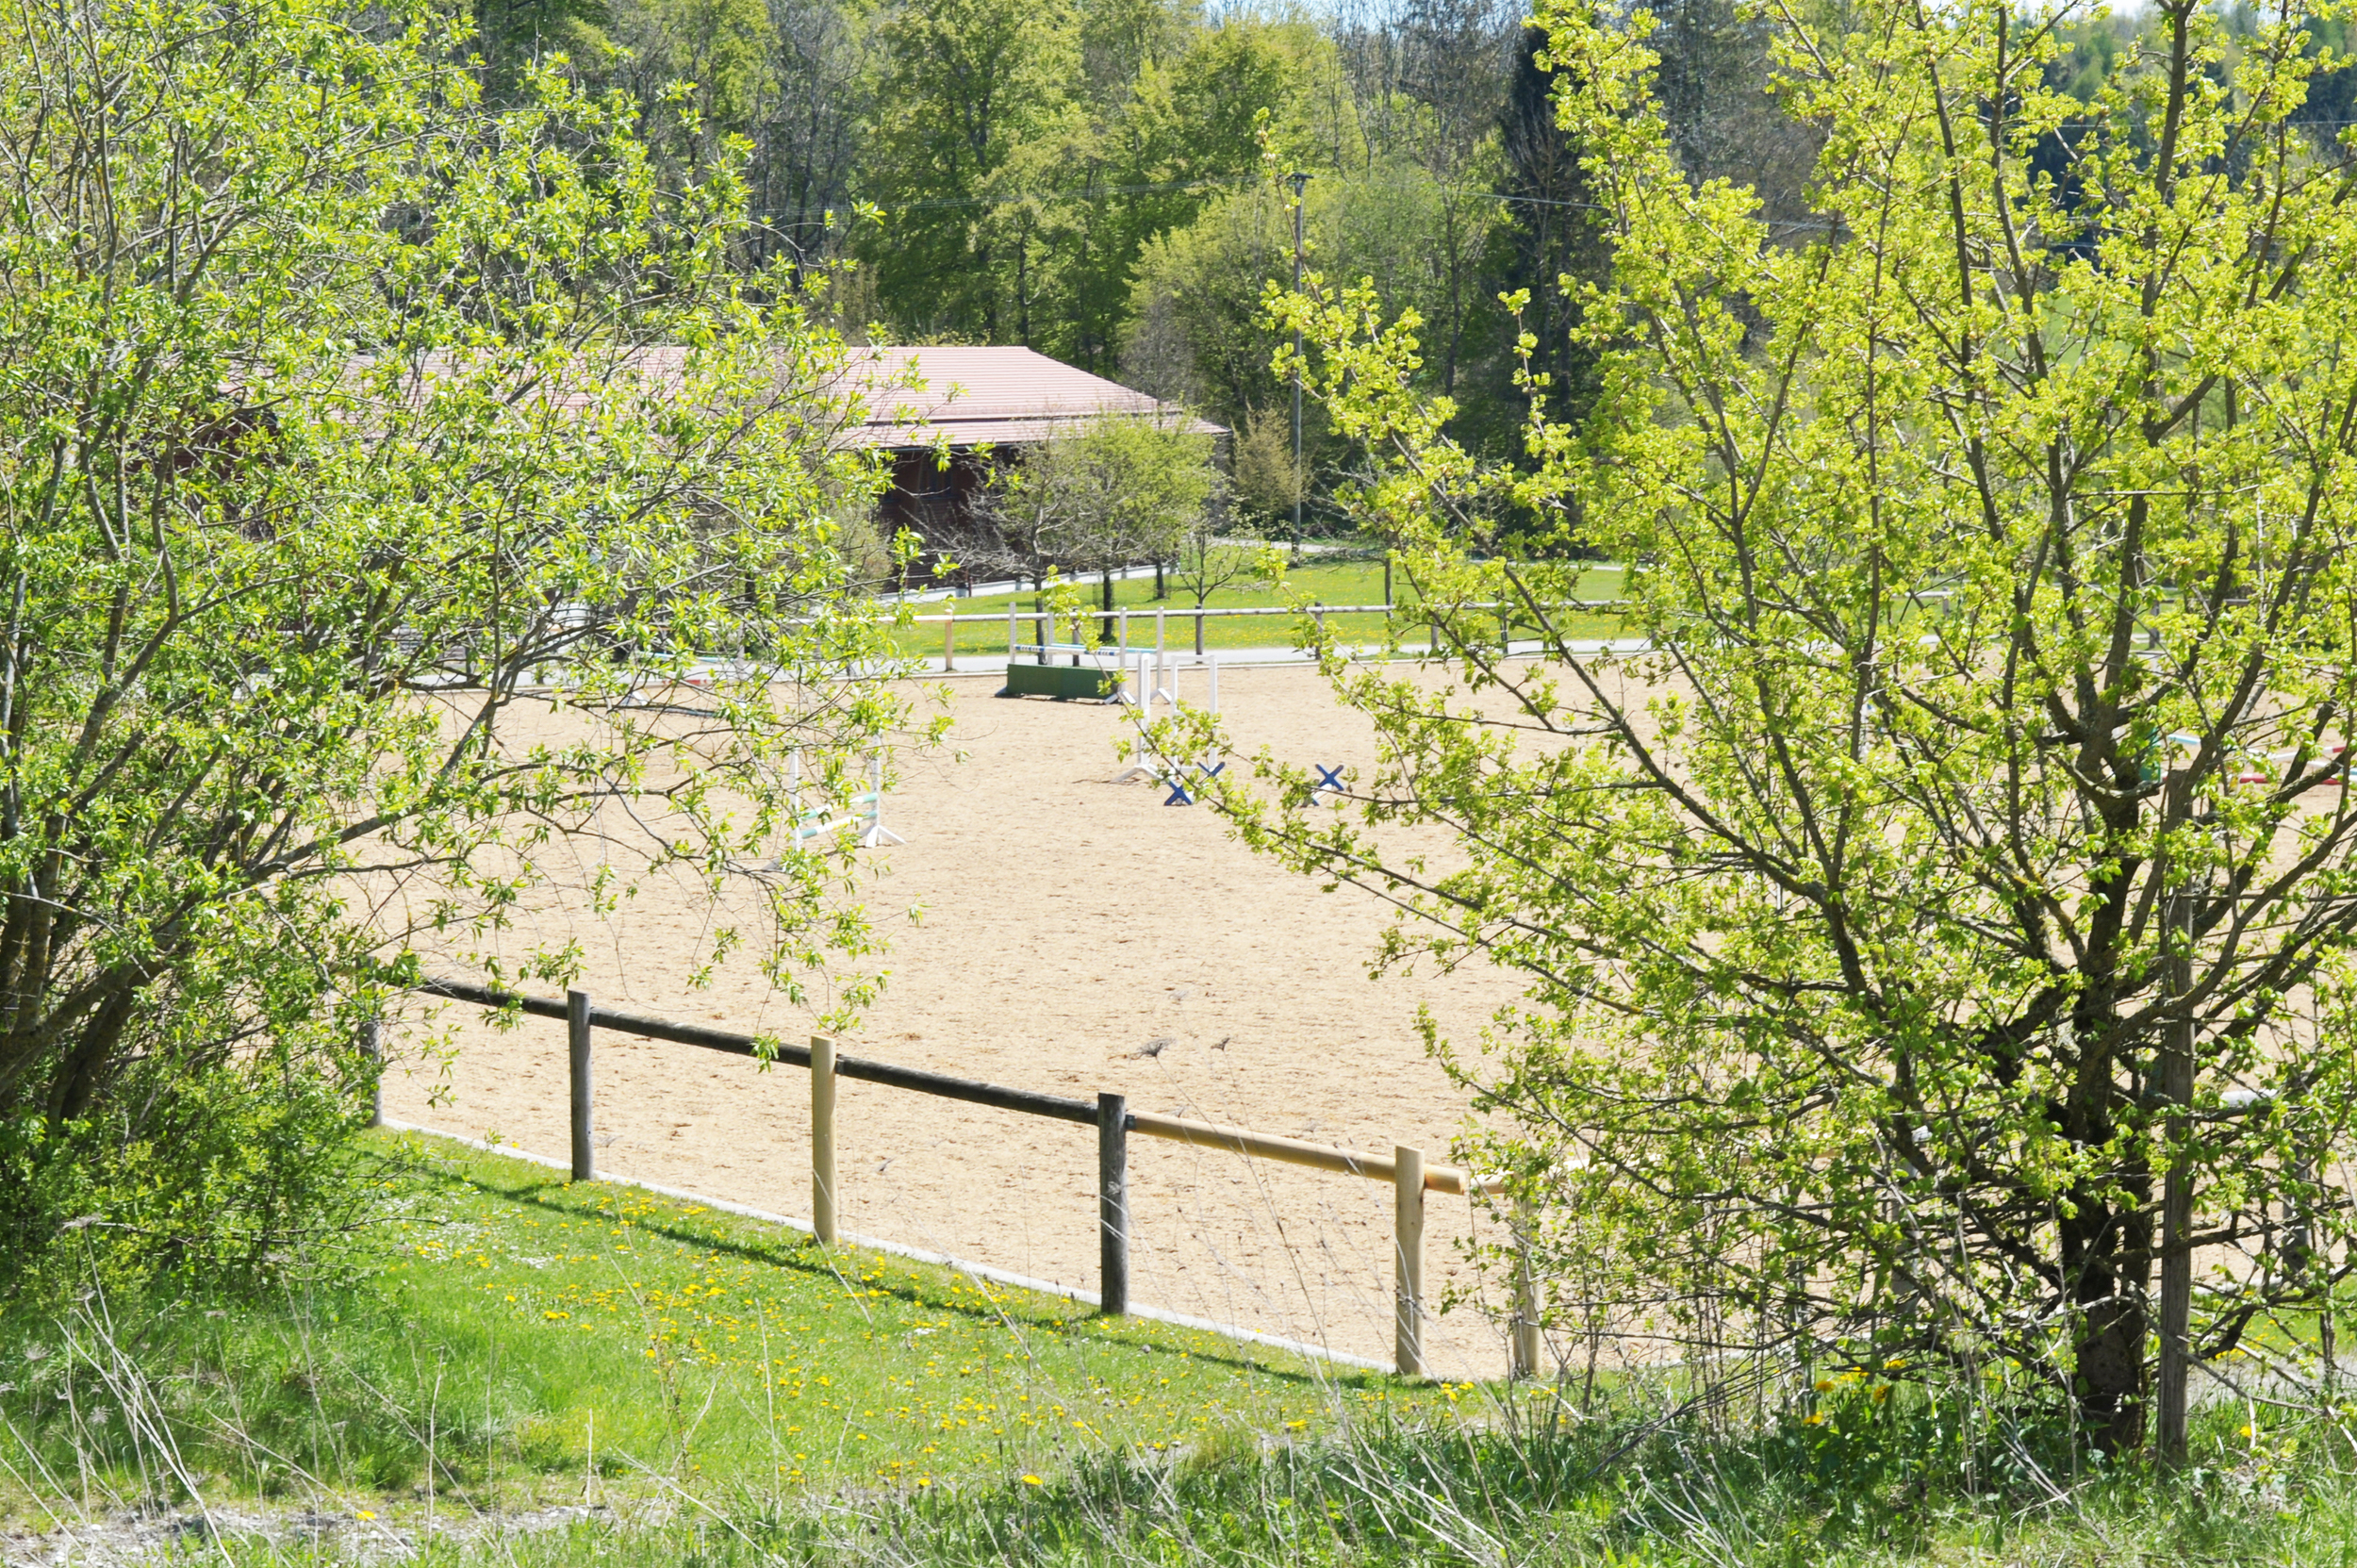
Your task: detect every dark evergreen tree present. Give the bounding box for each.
[1491,24,1610,438]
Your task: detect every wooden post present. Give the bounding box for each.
[812,1034,838,1245]
[360,1014,384,1129]
[1395,1144,1426,1378]
[567,989,594,1182]
[1510,1193,1541,1379]
[1384,554,1393,609]
[2157,889,2196,1460]
[1099,1093,1129,1315]
[943,617,956,672]
[1429,616,1440,656]
[1195,607,1206,657]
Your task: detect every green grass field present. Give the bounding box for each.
[0,1132,1455,1530]
[885,559,1633,661]
[8,1131,2354,1564]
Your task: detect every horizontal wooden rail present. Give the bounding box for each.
[419,978,1094,1123]
[412,977,1518,1377]
[423,977,1488,1172]
[1129,1111,1500,1197]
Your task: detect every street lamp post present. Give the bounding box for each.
[1287,171,1310,564]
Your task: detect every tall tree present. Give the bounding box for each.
[749,0,880,273]
[861,0,1081,339]
[0,0,910,1290]
[1244,0,2357,1455]
[1648,0,1821,225]
[1490,24,1611,436]
[609,0,776,171]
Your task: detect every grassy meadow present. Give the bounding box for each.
[0,1133,1443,1525]
[5,1131,2357,1564]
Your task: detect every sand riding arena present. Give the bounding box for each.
[380,662,1534,1377]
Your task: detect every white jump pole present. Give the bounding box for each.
[1152,610,1174,717]
[1208,654,1219,714]
[1007,601,1017,666]
[859,751,905,847]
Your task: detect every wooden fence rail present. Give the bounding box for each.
[411,977,1529,1379]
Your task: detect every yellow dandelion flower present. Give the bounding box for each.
[1022,1474,1044,1487]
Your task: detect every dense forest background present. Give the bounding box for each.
[470,0,1802,515]
[480,0,2357,525]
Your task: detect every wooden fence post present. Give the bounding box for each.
[1099,1093,1129,1315]
[1511,1193,1541,1380]
[360,1014,384,1129]
[567,989,594,1182]
[812,1034,838,1244]
[943,618,956,672]
[1395,1144,1426,1378]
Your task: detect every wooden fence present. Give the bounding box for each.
[415,977,1541,1379]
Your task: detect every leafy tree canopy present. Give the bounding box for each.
[0,0,917,1295]
[1218,0,2357,1455]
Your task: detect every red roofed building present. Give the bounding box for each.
[362,343,1221,589]
[840,347,1223,586]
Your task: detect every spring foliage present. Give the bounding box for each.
[0,0,916,1292]
[1228,0,2357,1446]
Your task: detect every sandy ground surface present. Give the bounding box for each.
[381,660,1538,1377]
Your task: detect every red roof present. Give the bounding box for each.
[840,346,1222,449]
[349,343,1219,450]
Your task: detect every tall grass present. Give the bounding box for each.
[66,1390,2357,1565]
[10,1134,2357,1565]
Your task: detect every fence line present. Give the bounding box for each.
[943,597,1625,684]
[375,1117,1395,1374]
[906,599,1631,626]
[410,976,1520,1379]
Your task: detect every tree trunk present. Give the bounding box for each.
[2063,1175,2151,1453]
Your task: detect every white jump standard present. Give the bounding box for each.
[784,751,902,849]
